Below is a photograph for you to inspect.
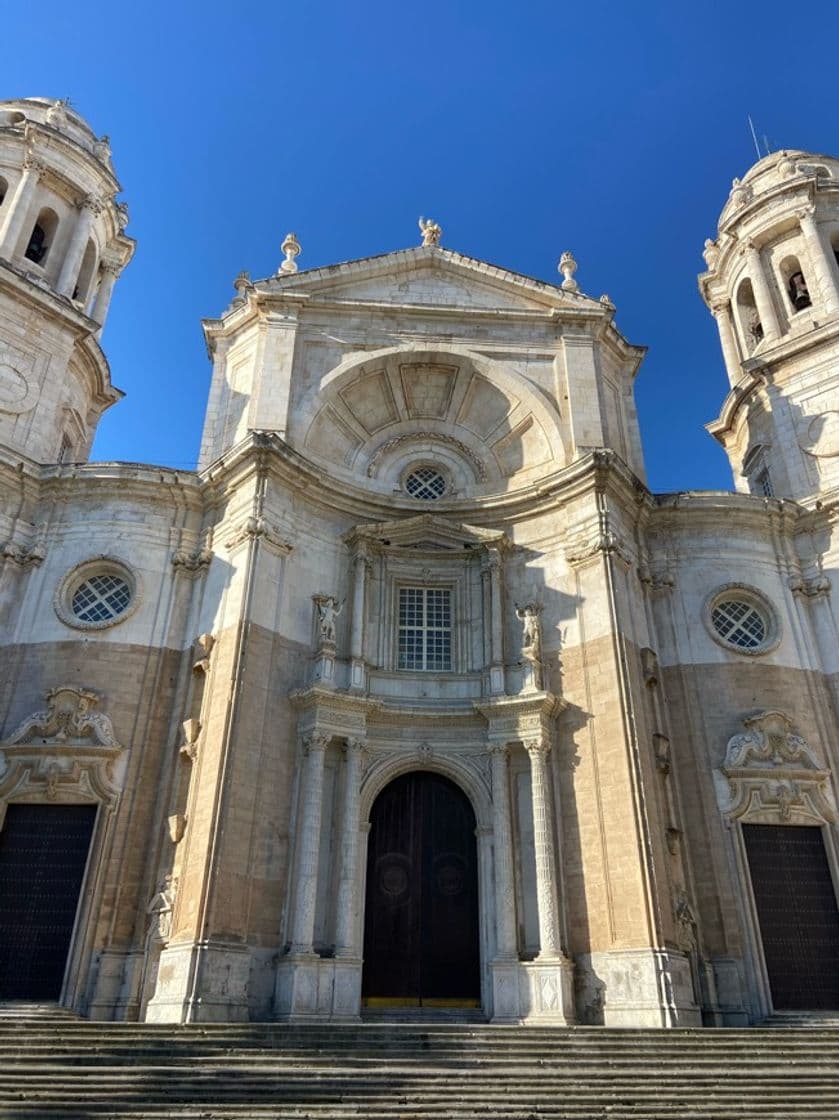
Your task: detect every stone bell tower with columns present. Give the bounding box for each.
[701,150,839,503]
[0,97,134,464]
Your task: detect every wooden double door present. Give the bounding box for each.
[0,803,97,1001]
[362,771,480,1007]
[744,824,839,1010]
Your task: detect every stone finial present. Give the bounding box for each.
[418,217,442,247]
[232,270,252,303]
[558,251,579,291]
[279,232,301,274]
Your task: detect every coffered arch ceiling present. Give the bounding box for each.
[299,347,565,493]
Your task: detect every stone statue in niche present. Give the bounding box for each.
[516,602,544,691]
[516,602,542,659]
[313,594,342,647]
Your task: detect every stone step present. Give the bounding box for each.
[3,1017,838,1118]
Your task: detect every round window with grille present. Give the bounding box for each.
[55,559,139,631]
[404,466,447,500]
[705,585,779,655]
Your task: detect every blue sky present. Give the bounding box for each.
[4,2,838,491]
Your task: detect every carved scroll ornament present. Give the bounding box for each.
[0,686,124,808]
[720,710,834,825]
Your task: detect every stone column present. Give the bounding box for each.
[525,736,562,959]
[349,543,369,691]
[489,743,518,959]
[0,156,43,259]
[797,208,839,315]
[484,547,505,694]
[334,737,365,956]
[711,301,743,386]
[56,195,100,297]
[289,732,329,954]
[91,257,121,330]
[744,241,781,342]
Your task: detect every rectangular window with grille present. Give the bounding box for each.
[398,587,452,671]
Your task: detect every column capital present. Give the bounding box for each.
[795,205,816,223]
[79,193,104,216]
[709,298,731,317]
[481,547,502,572]
[22,153,45,174]
[487,740,510,758]
[303,731,330,754]
[344,736,367,755]
[523,735,551,759]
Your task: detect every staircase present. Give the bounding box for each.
[1,1010,839,1119]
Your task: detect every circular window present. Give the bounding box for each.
[705,585,779,655]
[55,559,139,631]
[405,466,447,500]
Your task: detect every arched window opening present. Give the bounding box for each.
[0,177,7,208]
[72,239,97,304]
[24,207,58,266]
[742,445,773,497]
[735,278,763,351]
[779,255,811,312]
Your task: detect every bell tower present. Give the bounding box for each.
[0,97,134,463]
[701,150,839,504]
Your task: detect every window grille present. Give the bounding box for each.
[71,573,132,623]
[405,467,447,500]
[398,587,452,670]
[711,599,767,650]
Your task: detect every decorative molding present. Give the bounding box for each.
[703,583,781,657]
[0,686,124,808]
[654,733,671,775]
[172,548,213,576]
[223,516,293,554]
[179,719,201,762]
[719,710,834,824]
[366,431,487,481]
[788,573,831,599]
[53,556,140,632]
[566,527,632,568]
[192,632,215,674]
[2,540,45,568]
[7,686,121,749]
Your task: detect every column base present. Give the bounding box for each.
[575,948,701,1027]
[490,957,575,1024]
[144,940,251,1023]
[275,954,362,1021]
[86,949,143,1021]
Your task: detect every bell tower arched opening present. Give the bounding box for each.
[361,770,480,1009]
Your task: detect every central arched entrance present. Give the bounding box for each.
[362,771,480,1007]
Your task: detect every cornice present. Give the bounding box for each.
[199,434,652,526]
[651,491,805,536]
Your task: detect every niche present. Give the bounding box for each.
[779,255,811,312]
[24,207,59,265]
[735,278,763,351]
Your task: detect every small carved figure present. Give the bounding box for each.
[516,602,542,657]
[315,595,342,644]
[418,217,442,247]
[147,875,176,942]
[93,135,112,164]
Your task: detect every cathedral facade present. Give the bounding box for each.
[0,97,837,1027]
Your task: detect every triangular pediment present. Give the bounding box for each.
[260,247,597,314]
[346,513,506,552]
